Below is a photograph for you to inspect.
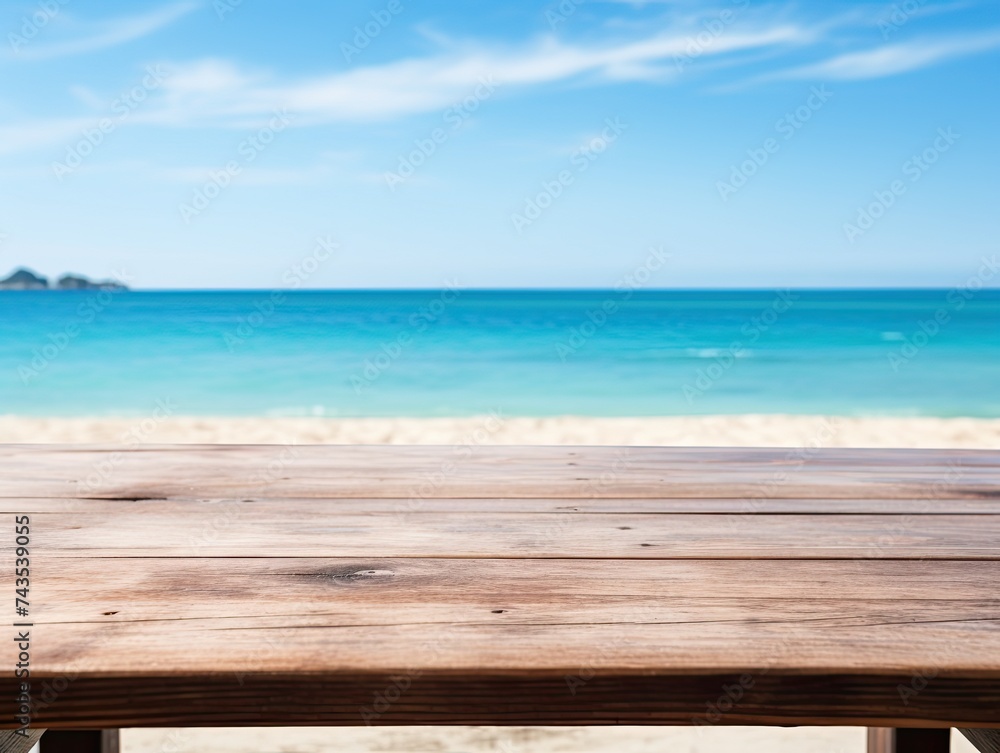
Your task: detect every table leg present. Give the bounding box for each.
[867,728,950,752]
[38,731,119,753]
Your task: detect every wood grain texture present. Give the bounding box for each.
[0,730,43,753]
[2,445,999,729]
[4,496,1000,514]
[8,674,1000,729]
[1,445,998,499]
[962,729,1000,753]
[25,510,1000,559]
[22,558,1000,676]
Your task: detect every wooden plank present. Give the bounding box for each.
[2,445,998,729]
[6,674,1000,728]
[7,444,1000,466]
[29,619,1000,680]
[961,729,1000,753]
[19,558,1000,679]
[0,729,43,753]
[23,509,1000,559]
[5,496,999,514]
[27,557,1000,621]
[1,446,998,499]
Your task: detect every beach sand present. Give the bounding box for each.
[3,413,1000,447]
[121,726,979,753]
[11,414,988,753]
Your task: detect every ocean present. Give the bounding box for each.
[1,289,998,418]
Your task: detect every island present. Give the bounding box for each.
[56,274,129,291]
[0,268,129,291]
[0,268,48,290]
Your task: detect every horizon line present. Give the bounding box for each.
[5,286,1000,293]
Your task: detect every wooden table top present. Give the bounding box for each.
[2,444,999,729]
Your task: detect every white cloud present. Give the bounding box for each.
[133,24,807,128]
[158,164,333,186]
[2,8,998,158]
[767,30,1000,81]
[6,2,198,62]
[0,117,97,155]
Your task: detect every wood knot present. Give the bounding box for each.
[322,568,395,585]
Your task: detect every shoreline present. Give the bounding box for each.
[2,414,999,448]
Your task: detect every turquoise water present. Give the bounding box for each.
[1,290,998,417]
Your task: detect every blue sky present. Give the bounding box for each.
[0,0,998,288]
